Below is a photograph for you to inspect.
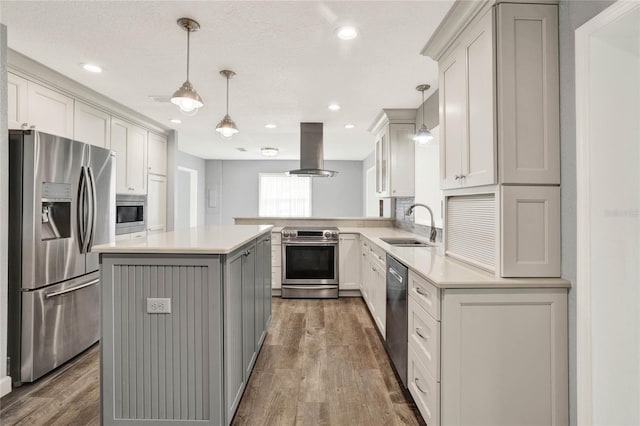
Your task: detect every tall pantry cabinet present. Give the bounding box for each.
[423,0,561,277]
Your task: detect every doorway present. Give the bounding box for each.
[576,2,640,424]
[365,166,378,217]
[176,166,198,229]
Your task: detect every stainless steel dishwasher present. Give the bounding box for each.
[386,254,408,388]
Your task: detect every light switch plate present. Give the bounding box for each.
[147,298,171,314]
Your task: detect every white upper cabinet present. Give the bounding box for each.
[26,80,74,139]
[147,174,167,233]
[497,3,560,184]
[8,72,28,130]
[147,132,168,176]
[370,109,416,198]
[110,118,148,194]
[8,73,74,138]
[426,2,559,189]
[73,101,110,147]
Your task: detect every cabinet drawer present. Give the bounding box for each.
[271,232,281,245]
[408,344,440,426]
[409,297,440,381]
[369,243,386,266]
[409,270,440,320]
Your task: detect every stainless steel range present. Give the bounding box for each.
[281,226,339,299]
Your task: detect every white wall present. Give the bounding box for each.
[205,160,363,225]
[176,150,206,228]
[558,2,616,424]
[584,7,640,423]
[0,22,10,397]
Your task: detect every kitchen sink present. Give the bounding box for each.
[380,238,432,247]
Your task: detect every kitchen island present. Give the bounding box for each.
[94,225,273,426]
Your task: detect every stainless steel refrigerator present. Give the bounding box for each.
[7,130,115,384]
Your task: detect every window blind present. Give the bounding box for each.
[258,173,312,217]
[446,194,496,272]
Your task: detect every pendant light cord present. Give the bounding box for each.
[421,89,426,125]
[226,75,230,114]
[186,29,191,82]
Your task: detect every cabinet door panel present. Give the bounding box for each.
[224,253,244,422]
[439,51,465,189]
[127,125,148,194]
[8,73,28,130]
[498,4,559,184]
[389,123,416,197]
[464,10,496,188]
[148,132,168,175]
[339,234,360,290]
[147,174,166,232]
[74,101,110,147]
[27,81,74,138]
[242,246,256,378]
[110,119,129,194]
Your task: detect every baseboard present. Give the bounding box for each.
[0,375,12,398]
[271,288,363,298]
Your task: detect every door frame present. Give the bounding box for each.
[575,2,640,424]
[177,166,198,228]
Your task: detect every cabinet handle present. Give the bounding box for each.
[415,287,430,298]
[454,174,460,180]
[372,267,377,272]
[460,174,466,179]
[415,327,427,340]
[21,123,29,130]
[415,377,428,395]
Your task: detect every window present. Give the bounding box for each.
[259,173,312,217]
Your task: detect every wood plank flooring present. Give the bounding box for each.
[0,297,423,426]
[232,297,423,426]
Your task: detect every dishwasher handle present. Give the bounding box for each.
[388,267,404,283]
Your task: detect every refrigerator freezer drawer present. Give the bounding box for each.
[20,272,100,382]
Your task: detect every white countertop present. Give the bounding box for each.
[93,225,273,255]
[342,227,570,289]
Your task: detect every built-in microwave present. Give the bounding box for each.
[115,194,146,235]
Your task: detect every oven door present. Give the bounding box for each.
[282,242,338,285]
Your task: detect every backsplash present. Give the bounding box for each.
[393,197,443,242]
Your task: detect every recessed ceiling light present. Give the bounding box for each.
[261,147,279,157]
[337,26,358,40]
[265,123,277,129]
[170,118,182,124]
[82,63,103,73]
[328,103,341,111]
[345,124,355,129]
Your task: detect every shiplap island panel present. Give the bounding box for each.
[94,225,272,426]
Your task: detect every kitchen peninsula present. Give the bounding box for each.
[93,225,273,426]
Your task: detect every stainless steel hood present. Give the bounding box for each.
[288,123,337,177]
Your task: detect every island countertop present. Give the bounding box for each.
[93,225,273,255]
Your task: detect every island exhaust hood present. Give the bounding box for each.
[288,123,337,177]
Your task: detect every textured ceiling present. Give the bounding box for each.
[1,1,452,160]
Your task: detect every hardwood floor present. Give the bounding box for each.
[0,343,100,426]
[232,297,423,426]
[0,297,423,426]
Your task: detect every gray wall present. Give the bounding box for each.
[558,2,615,425]
[205,160,363,225]
[176,150,206,228]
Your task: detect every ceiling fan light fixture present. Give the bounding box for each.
[216,70,239,140]
[171,18,204,115]
[414,84,437,145]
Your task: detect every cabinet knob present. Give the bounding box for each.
[128,187,134,191]
[454,175,460,180]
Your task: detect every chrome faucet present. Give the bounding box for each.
[405,203,437,243]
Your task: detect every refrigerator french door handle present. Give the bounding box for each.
[81,167,93,254]
[86,167,97,251]
[77,166,87,253]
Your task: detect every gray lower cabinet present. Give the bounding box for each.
[100,236,272,426]
[100,255,224,426]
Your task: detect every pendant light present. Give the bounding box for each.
[216,70,239,139]
[413,84,434,145]
[171,18,204,115]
